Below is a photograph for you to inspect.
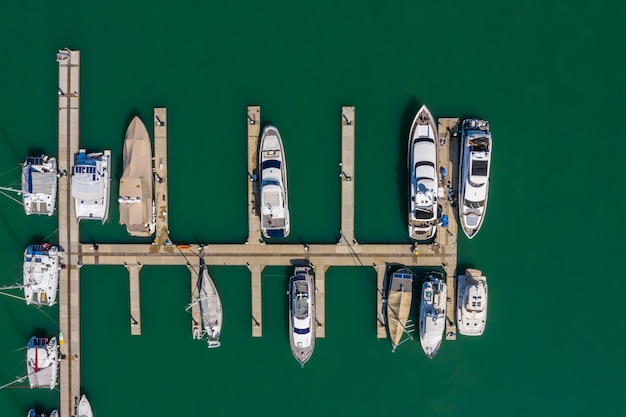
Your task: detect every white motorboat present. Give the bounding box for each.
[119,116,156,236]
[27,409,57,417]
[457,268,488,336]
[71,149,111,223]
[383,267,414,351]
[26,336,58,389]
[408,105,439,240]
[23,244,59,306]
[21,155,57,216]
[259,125,290,238]
[193,258,223,348]
[78,394,93,417]
[458,119,492,239]
[289,266,315,366]
[419,273,446,359]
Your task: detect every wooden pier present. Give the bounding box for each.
[249,263,263,337]
[339,106,355,245]
[314,265,327,338]
[153,108,170,245]
[189,267,202,338]
[246,106,262,245]
[127,263,142,335]
[375,264,387,338]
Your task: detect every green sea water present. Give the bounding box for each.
[1,0,626,416]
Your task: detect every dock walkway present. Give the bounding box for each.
[153,108,170,245]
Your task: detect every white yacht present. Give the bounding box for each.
[384,267,414,351]
[408,105,438,240]
[457,268,488,336]
[419,273,446,359]
[72,149,111,223]
[259,125,290,239]
[23,244,59,306]
[194,258,223,348]
[22,155,57,216]
[289,266,315,367]
[78,395,94,417]
[119,116,156,236]
[26,336,58,389]
[458,119,492,239]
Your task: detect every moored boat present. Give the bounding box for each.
[26,336,58,389]
[118,116,156,236]
[78,394,93,417]
[23,244,59,306]
[419,272,446,359]
[458,119,492,239]
[383,267,414,351]
[289,265,315,366]
[408,105,439,240]
[259,125,290,238]
[195,258,223,348]
[457,268,488,336]
[21,155,57,216]
[71,149,111,223]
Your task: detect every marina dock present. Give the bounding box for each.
[339,106,355,245]
[128,263,142,335]
[189,267,202,338]
[153,108,170,246]
[376,264,387,338]
[247,106,262,245]
[249,263,263,337]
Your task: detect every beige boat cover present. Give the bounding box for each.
[119,117,154,236]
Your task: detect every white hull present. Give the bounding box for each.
[419,275,446,359]
[22,155,57,216]
[119,116,156,237]
[259,125,290,239]
[77,394,93,417]
[72,149,111,223]
[197,259,223,348]
[408,105,438,240]
[457,269,488,336]
[23,244,59,306]
[458,119,492,239]
[289,266,315,366]
[27,336,58,389]
[384,268,414,351]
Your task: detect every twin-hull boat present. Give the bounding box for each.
[22,155,57,216]
[27,336,58,389]
[384,267,414,351]
[419,273,446,359]
[71,149,111,223]
[289,266,315,366]
[78,395,94,417]
[259,125,290,239]
[457,268,488,336]
[23,244,59,306]
[458,119,492,239]
[27,410,58,417]
[408,105,439,240]
[119,116,156,236]
[195,258,223,348]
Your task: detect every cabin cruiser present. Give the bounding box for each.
[71,149,111,223]
[119,116,156,236]
[419,273,446,359]
[23,244,59,306]
[383,267,414,351]
[21,155,57,216]
[457,268,488,336]
[26,336,58,389]
[408,105,438,240]
[289,266,315,366]
[259,125,290,238]
[458,119,492,239]
[77,395,93,417]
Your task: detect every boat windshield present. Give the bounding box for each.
[471,159,489,177]
[262,160,281,170]
[294,293,308,319]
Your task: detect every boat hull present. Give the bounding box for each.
[72,149,111,223]
[259,125,290,239]
[456,269,488,336]
[289,266,315,366]
[419,275,446,359]
[26,336,58,389]
[22,155,57,216]
[77,395,93,417]
[198,259,223,348]
[384,267,414,351]
[23,244,59,306]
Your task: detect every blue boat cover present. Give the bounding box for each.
[294,327,310,335]
[262,160,281,170]
[267,229,285,238]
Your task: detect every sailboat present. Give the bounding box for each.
[188,258,223,348]
[288,265,315,366]
[383,266,415,352]
[0,155,57,216]
[27,336,59,389]
[78,395,94,417]
[23,244,60,306]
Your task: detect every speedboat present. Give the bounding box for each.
[27,410,57,417]
[71,149,111,223]
[78,395,93,417]
[458,119,492,239]
[118,116,156,236]
[383,267,414,351]
[50,411,59,417]
[21,155,57,216]
[259,125,290,238]
[289,266,315,366]
[23,244,59,306]
[408,105,438,240]
[457,268,488,336]
[419,273,446,359]
[195,258,223,348]
[26,336,58,389]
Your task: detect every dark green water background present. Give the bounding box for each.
[1,1,626,416]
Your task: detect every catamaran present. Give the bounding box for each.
[71,149,111,223]
[78,395,94,417]
[259,125,290,239]
[189,258,223,348]
[27,409,58,417]
[27,336,58,389]
[458,119,492,239]
[22,155,57,216]
[408,105,439,240]
[119,116,156,236]
[457,268,488,336]
[23,244,60,306]
[383,266,414,351]
[419,272,446,359]
[289,265,315,366]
